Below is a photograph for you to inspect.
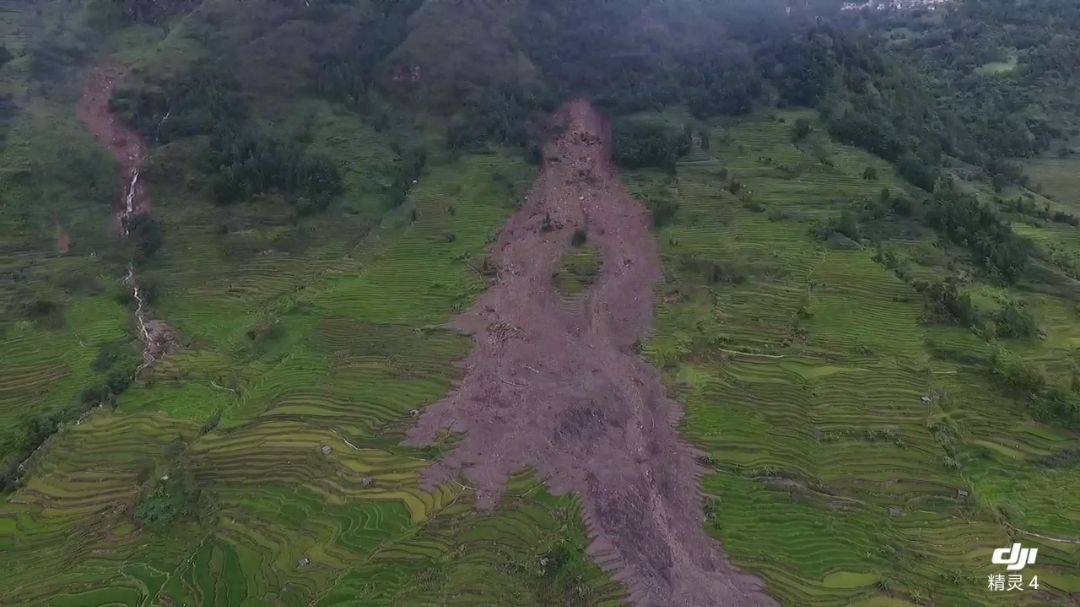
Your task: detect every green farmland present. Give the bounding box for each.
[1,1,1078,606]
[632,110,1080,605]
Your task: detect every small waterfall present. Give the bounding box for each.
[122,167,140,233]
[126,262,155,373]
[126,264,151,342]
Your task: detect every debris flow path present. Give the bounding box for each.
[77,63,174,370]
[407,101,776,606]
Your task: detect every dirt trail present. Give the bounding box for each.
[77,62,173,369]
[407,101,775,606]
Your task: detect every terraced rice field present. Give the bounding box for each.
[0,60,129,477]
[1,0,1077,596]
[633,111,1080,605]
[3,101,1077,604]
[1026,156,1080,210]
[0,141,628,604]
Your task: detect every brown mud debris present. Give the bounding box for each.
[75,62,150,229]
[142,320,177,366]
[407,100,775,606]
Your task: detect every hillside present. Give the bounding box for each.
[0,1,1077,606]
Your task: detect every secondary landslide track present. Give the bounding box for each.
[407,101,775,606]
[76,63,148,227]
[77,63,173,369]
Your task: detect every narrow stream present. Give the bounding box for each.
[118,166,158,372]
[121,167,139,232]
[125,262,153,370]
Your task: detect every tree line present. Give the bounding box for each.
[112,64,343,213]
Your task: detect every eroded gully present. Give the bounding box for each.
[77,63,171,371]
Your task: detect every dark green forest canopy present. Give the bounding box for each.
[93,0,1080,197]
[437,0,1077,188]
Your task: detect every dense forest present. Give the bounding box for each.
[96,0,1080,215]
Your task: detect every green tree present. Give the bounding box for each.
[613,120,690,174]
[793,118,813,142]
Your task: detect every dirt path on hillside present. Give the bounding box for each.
[407,101,776,606]
[77,62,174,369]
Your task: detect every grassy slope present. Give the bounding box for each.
[0,0,134,474]
[631,109,1079,606]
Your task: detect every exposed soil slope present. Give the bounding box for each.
[77,62,173,368]
[407,101,776,606]
[76,63,149,229]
